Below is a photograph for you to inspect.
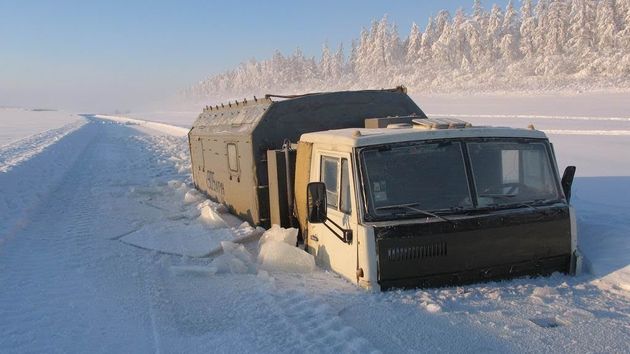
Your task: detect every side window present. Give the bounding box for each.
[227,143,238,172]
[340,158,352,214]
[320,156,338,208]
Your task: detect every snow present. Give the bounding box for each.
[107,167,261,258]
[0,108,87,173]
[1,93,630,352]
[94,114,189,137]
[182,2,630,103]
[258,226,316,273]
[0,107,83,146]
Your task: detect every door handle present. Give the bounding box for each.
[310,234,319,242]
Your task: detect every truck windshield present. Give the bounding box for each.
[468,141,561,207]
[361,141,473,218]
[360,139,562,221]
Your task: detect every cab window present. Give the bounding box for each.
[320,156,352,214]
[320,156,338,208]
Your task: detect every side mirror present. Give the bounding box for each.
[307,182,327,223]
[561,166,576,203]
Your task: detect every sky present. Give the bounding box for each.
[0,0,510,112]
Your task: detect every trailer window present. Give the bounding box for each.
[227,143,238,172]
[320,156,338,208]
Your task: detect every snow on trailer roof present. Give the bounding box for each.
[300,124,549,147]
[189,87,425,136]
[191,97,273,135]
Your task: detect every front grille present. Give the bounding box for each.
[386,242,448,262]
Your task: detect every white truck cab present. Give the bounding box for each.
[298,121,578,290]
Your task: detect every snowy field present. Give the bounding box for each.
[1,95,630,352]
[0,107,83,146]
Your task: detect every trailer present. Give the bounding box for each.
[188,87,425,228]
[189,87,580,290]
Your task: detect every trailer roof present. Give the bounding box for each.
[189,87,424,136]
[299,126,548,147]
[191,98,272,135]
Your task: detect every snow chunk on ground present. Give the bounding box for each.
[184,189,203,204]
[120,222,234,258]
[258,240,316,273]
[210,241,257,274]
[258,226,315,273]
[198,202,229,229]
[259,224,298,246]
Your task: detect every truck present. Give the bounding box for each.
[188,87,580,290]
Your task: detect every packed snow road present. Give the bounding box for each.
[1,117,629,353]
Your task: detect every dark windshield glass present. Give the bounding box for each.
[467,141,561,207]
[361,141,472,218]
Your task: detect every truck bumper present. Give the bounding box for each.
[379,254,570,290]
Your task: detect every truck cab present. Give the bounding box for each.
[297,119,579,290]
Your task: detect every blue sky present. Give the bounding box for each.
[0,0,509,111]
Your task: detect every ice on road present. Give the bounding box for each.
[0,116,629,353]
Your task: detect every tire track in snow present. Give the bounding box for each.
[0,121,169,353]
[0,123,103,353]
[251,288,380,353]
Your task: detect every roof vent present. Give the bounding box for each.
[387,123,412,129]
[412,118,472,130]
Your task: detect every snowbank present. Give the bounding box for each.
[0,108,83,146]
[93,114,189,137]
[0,118,87,173]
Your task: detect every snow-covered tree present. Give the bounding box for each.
[567,0,597,56]
[434,10,451,39]
[542,0,569,56]
[463,14,485,66]
[320,43,333,80]
[472,0,488,28]
[617,0,630,50]
[432,18,456,68]
[405,23,422,65]
[332,43,345,79]
[596,0,619,53]
[520,0,537,57]
[419,17,436,64]
[487,4,504,61]
[500,0,521,61]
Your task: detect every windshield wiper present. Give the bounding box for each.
[479,195,553,211]
[375,203,454,224]
[478,193,516,199]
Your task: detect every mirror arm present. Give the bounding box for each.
[323,217,353,244]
